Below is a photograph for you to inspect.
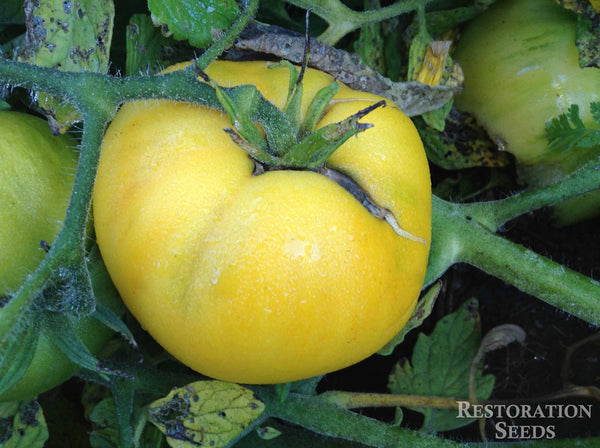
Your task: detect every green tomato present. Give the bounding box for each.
[454,0,600,166]
[453,0,600,224]
[0,111,123,402]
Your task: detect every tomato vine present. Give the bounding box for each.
[0,0,599,447]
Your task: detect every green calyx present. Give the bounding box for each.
[197,61,385,169]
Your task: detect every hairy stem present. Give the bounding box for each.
[263,391,600,447]
[266,392,457,447]
[286,0,431,45]
[428,197,600,325]
[195,0,259,70]
[463,156,600,231]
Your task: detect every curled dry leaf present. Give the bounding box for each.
[232,22,461,116]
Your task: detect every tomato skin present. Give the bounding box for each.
[93,61,431,384]
[0,111,123,402]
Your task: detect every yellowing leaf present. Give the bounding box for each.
[20,0,114,133]
[0,400,48,448]
[147,381,264,448]
[416,41,451,87]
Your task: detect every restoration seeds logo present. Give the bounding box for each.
[457,402,594,440]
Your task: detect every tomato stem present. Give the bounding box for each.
[428,196,600,326]
[193,0,259,71]
[285,0,436,45]
[461,156,600,232]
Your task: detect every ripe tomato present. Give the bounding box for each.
[0,111,123,402]
[93,60,431,384]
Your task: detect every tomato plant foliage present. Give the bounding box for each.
[0,0,599,447]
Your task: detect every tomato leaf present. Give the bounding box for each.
[125,14,176,76]
[110,377,135,448]
[0,0,25,25]
[353,0,386,74]
[417,109,512,170]
[148,0,239,49]
[0,400,48,448]
[256,426,282,440]
[89,398,120,448]
[39,310,109,380]
[378,282,441,356]
[20,0,114,133]
[0,312,39,396]
[546,102,600,153]
[147,381,265,448]
[88,395,164,448]
[92,303,139,354]
[388,299,495,433]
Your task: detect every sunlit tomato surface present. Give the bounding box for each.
[93,61,431,384]
[0,111,122,402]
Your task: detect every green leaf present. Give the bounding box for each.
[0,312,39,396]
[39,310,108,379]
[256,426,282,440]
[92,303,138,354]
[148,0,239,49]
[378,282,441,356]
[89,398,120,448]
[147,381,265,448]
[0,1,25,25]
[353,0,385,74]
[388,299,495,433]
[20,0,114,133]
[110,377,135,448]
[546,103,600,153]
[89,395,161,448]
[576,14,600,68]
[125,14,175,76]
[417,109,512,170]
[0,401,48,448]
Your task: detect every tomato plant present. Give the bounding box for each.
[93,60,431,384]
[0,111,123,402]
[0,0,599,446]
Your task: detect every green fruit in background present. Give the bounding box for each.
[453,0,600,224]
[0,111,123,402]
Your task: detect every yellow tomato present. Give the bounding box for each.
[93,60,431,384]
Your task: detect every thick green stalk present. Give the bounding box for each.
[427,197,600,325]
[263,391,600,447]
[460,221,600,325]
[266,392,457,447]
